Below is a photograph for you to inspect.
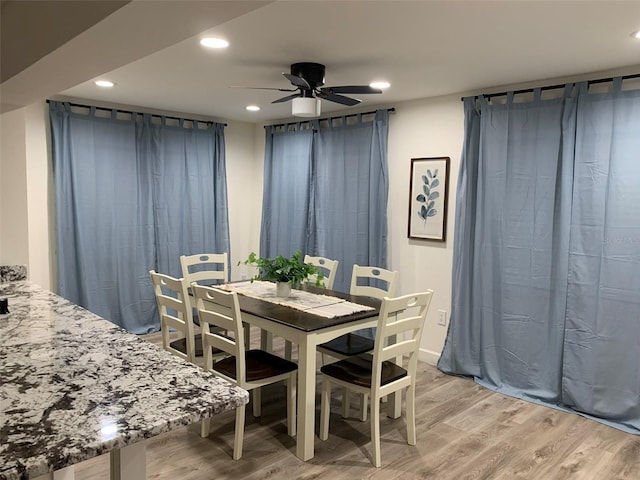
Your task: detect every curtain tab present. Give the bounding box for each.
[577,81,589,96]
[533,88,542,101]
[563,84,574,98]
[507,91,515,105]
[477,96,488,111]
[110,109,117,120]
[612,77,623,94]
[375,109,389,122]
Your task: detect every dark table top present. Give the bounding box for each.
[234,284,381,332]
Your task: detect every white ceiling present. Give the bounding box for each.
[9,1,640,123]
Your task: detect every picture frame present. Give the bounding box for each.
[408,157,450,241]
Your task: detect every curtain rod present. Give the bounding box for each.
[460,72,640,101]
[265,107,395,129]
[45,99,227,126]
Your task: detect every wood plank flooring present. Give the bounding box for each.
[73,330,640,480]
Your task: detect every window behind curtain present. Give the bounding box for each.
[49,102,229,333]
[438,80,640,434]
[260,110,390,293]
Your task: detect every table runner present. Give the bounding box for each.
[219,281,374,318]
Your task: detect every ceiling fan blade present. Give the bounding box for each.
[283,72,310,89]
[272,93,300,104]
[317,91,361,106]
[229,86,297,92]
[322,85,383,95]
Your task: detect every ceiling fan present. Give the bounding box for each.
[235,62,383,117]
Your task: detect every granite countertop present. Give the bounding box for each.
[0,281,249,480]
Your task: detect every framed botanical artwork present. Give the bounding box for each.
[408,157,450,241]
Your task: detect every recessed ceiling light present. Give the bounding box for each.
[200,37,229,49]
[631,30,640,40]
[246,105,260,112]
[94,80,115,88]
[370,81,390,90]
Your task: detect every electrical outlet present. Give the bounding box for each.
[437,310,447,326]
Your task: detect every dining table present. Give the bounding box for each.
[0,281,249,480]
[218,281,400,461]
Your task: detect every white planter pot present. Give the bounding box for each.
[276,281,291,298]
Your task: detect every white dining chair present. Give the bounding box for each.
[283,254,341,360]
[149,270,225,365]
[180,253,229,287]
[150,270,197,362]
[303,254,339,289]
[320,290,433,467]
[180,253,229,324]
[194,284,298,460]
[317,264,399,421]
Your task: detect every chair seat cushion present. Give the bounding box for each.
[320,354,407,388]
[170,333,204,357]
[170,334,225,358]
[214,349,297,382]
[318,333,374,357]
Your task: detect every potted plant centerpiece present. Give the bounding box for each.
[240,250,324,297]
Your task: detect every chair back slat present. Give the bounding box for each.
[350,265,399,299]
[383,316,423,338]
[181,253,229,285]
[159,295,185,313]
[371,291,433,391]
[197,305,237,335]
[150,270,194,362]
[161,314,187,333]
[379,339,416,363]
[304,255,339,289]
[193,284,246,385]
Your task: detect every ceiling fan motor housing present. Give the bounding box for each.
[291,62,326,89]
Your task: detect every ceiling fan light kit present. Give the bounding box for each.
[292,97,321,117]
[233,62,383,117]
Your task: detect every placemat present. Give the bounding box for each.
[219,281,374,319]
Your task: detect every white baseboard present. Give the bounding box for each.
[419,348,440,366]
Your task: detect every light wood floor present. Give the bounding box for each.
[74,330,640,480]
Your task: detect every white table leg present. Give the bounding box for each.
[34,466,74,480]
[296,338,317,461]
[110,441,146,480]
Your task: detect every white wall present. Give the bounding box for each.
[0,103,55,290]
[225,120,263,279]
[24,102,52,289]
[387,95,463,364]
[0,108,30,270]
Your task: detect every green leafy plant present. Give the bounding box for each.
[240,250,324,287]
[416,168,440,222]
